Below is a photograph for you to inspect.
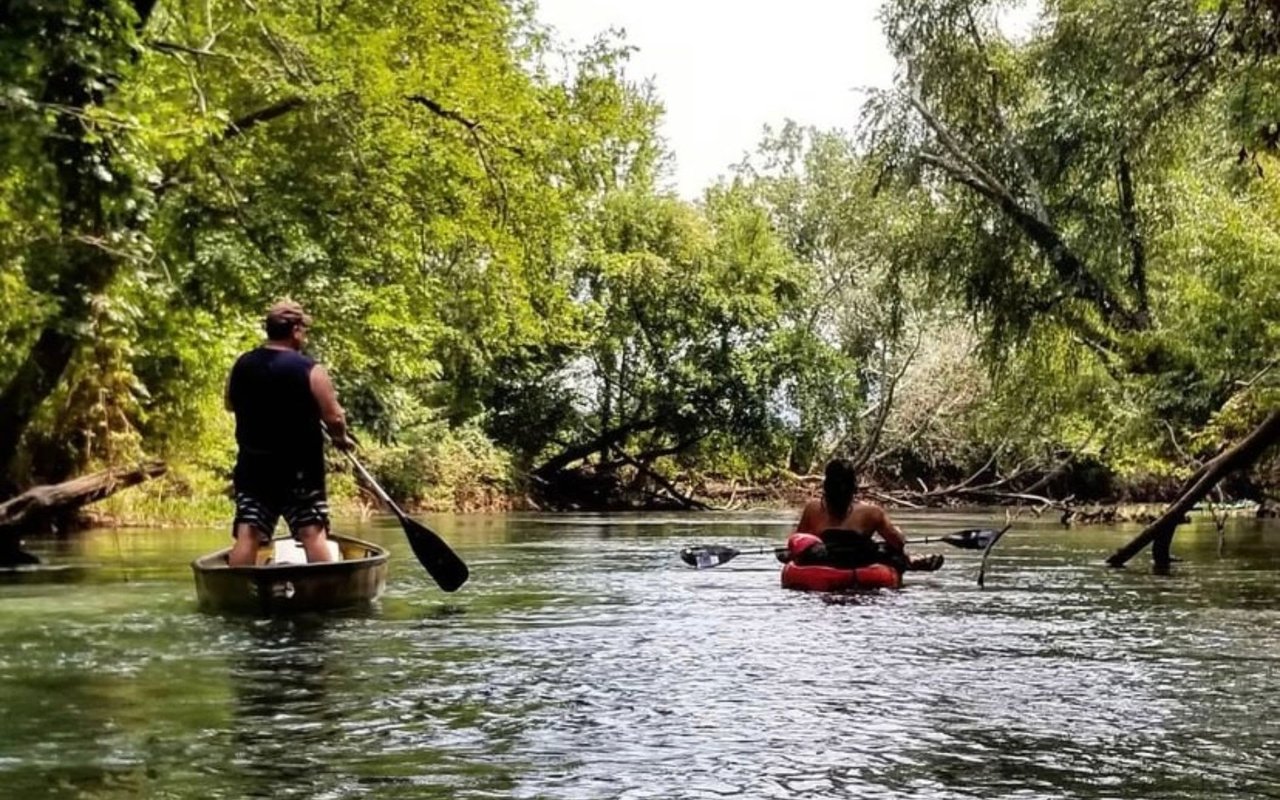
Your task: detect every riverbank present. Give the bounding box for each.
[72,462,1272,530]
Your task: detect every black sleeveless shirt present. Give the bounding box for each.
[227,347,325,498]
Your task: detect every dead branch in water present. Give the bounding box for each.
[1107,409,1280,569]
[0,462,168,534]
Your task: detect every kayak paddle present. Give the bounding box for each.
[976,522,1014,588]
[679,528,999,569]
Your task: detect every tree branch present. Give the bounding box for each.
[910,84,1146,333]
[405,94,519,221]
[962,5,1049,223]
[1107,409,1280,568]
[407,94,481,131]
[533,419,658,478]
[909,93,1013,200]
[611,445,710,511]
[218,96,306,143]
[148,40,232,59]
[155,96,306,198]
[0,462,167,534]
[918,148,1139,332]
[850,329,921,470]
[1127,5,1230,150]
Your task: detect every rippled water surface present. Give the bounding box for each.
[3,512,1280,799]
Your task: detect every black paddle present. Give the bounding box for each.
[679,528,998,570]
[344,451,469,592]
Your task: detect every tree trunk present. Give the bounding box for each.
[0,461,167,535]
[1106,409,1280,568]
[610,446,710,511]
[532,419,657,479]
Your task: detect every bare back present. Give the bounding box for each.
[797,499,906,553]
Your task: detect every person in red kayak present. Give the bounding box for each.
[798,459,905,549]
[224,300,354,566]
[791,458,936,570]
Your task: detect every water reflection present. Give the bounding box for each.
[225,617,341,798]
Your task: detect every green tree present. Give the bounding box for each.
[862,0,1279,487]
[0,0,664,496]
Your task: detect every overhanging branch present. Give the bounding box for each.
[910,91,1143,333]
[218,96,306,142]
[157,96,306,196]
[1116,153,1149,320]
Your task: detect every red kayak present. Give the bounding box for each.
[781,560,902,591]
[778,531,910,591]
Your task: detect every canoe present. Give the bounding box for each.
[191,534,389,615]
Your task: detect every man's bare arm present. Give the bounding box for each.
[876,510,907,552]
[309,365,353,450]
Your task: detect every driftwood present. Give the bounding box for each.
[1107,410,1280,569]
[0,461,167,535]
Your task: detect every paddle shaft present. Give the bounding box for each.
[746,536,962,555]
[683,529,993,567]
[322,428,404,517]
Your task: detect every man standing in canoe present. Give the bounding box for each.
[225,300,354,566]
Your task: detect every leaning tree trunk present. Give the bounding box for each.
[1106,409,1280,569]
[0,461,166,535]
[532,420,657,480]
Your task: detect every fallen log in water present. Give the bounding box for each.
[1107,410,1280,569]
[0,461,167,535]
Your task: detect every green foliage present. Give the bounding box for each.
[857,0,1280,491]
[362,416,513,512]
[0,0,667,494]
[2,0,1276,512]
[483,183,807,483]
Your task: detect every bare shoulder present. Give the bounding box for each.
[796,500,822,532]
[850,502,887,529]
[308,363,332,386]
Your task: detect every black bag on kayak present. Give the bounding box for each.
[812,529,893,569]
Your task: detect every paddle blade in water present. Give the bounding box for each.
[941,529,996,550]
[679,545,740,569]
[402,516,469,592]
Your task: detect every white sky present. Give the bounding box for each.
[534,0,897,199]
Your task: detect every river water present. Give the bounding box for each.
[1,511,1279,799]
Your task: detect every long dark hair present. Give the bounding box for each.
[822,459,858,520]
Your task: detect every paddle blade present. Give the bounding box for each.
[941,528,997,550]
[679,545,741,569]
[401,516,469,592]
